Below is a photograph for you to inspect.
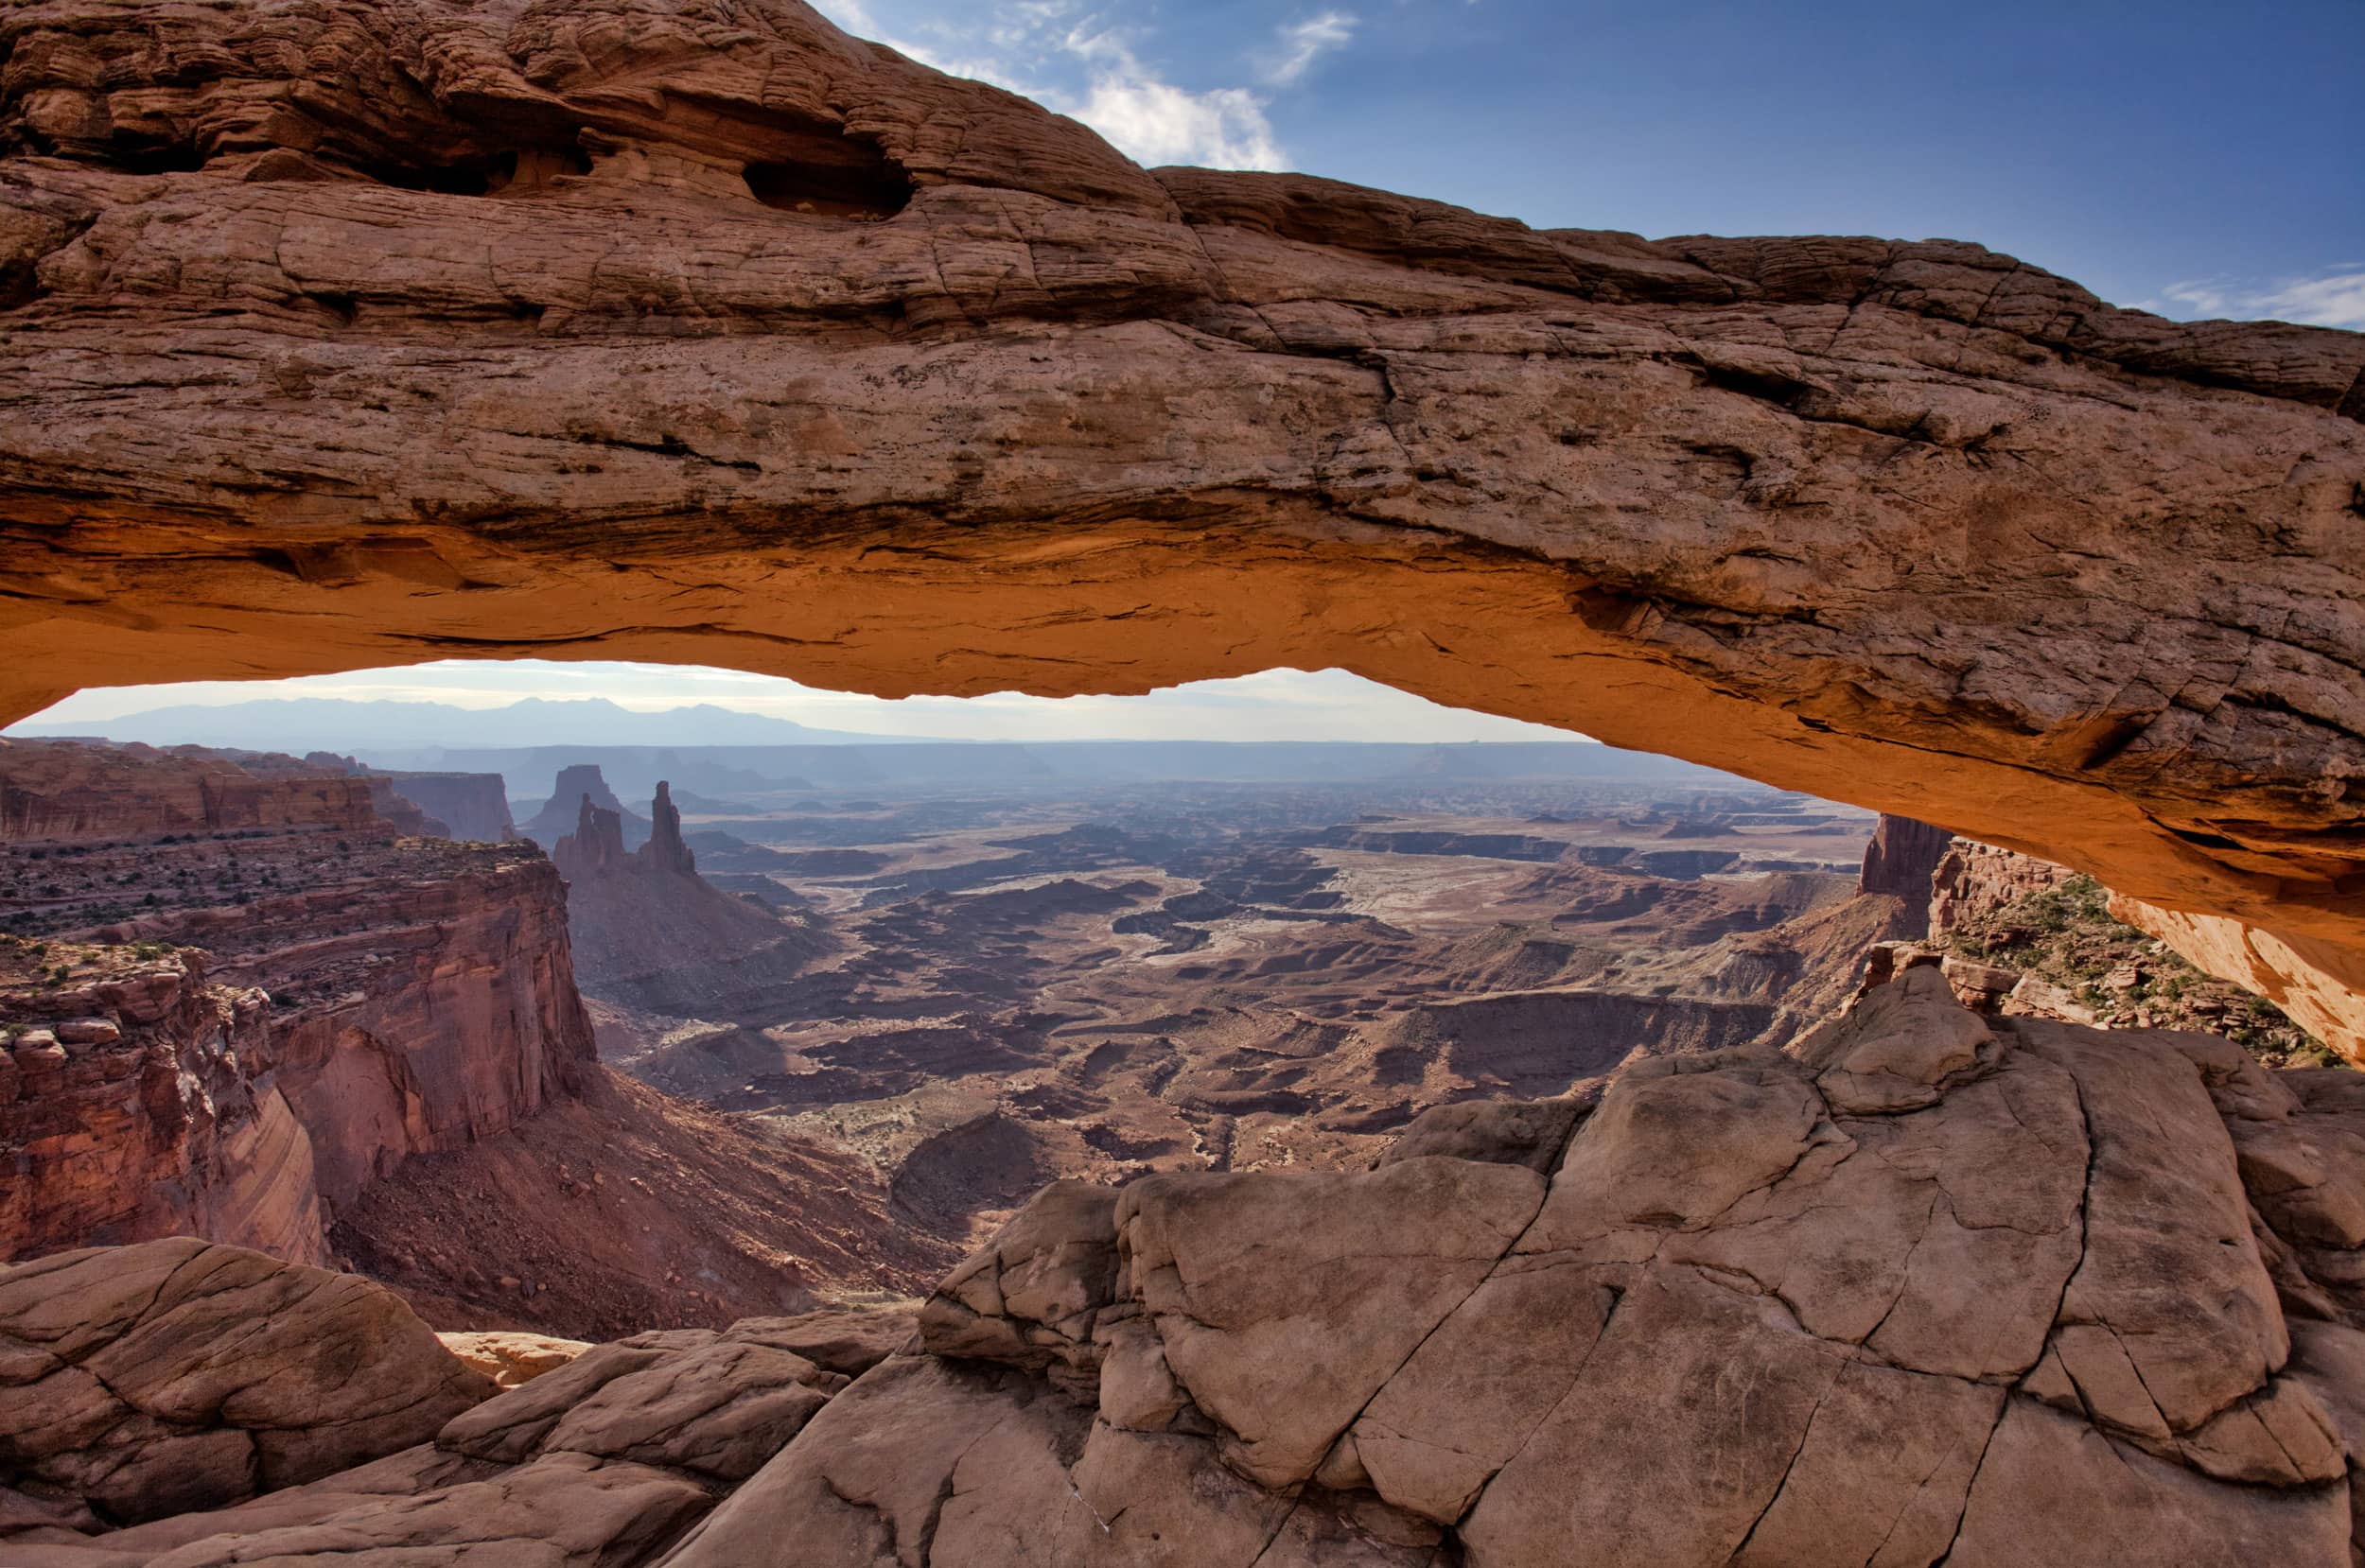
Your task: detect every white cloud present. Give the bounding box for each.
[2147,267,2365,331]
[806,1,1304,171]
[1063,26,1284,168]
[1264,11,1358,87]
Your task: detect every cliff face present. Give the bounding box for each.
[1929,837,2077,940]
[0,739,377,842]
[376,772,515,843]
[0,941,327,1265]
[1851,815,2337,1066]
[1856,813,1954,935]
[96,848,595,1211]
[0,740,594,1254]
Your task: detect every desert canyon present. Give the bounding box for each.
[2,0,2363,1563]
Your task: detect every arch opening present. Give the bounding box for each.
[2,512,2359,1068]
[12,653,2332,1263]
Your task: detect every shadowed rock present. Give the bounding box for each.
[0,1239,494,1525]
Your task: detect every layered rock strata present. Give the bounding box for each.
[1856,812,1954,935]
[0,941,327,1265]
[0,740,377,844]
[1,741,594,1261]
[80,840,596,1212]
[371,772,517,844]
[0,0,2358,1031]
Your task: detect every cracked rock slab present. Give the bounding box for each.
[0,1238,494,1525]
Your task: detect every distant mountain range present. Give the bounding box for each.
[9,696,905,752]
[8,694,1775,798]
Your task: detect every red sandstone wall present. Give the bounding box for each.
[0,952,329,1264]
[0,740,377,842]
[103,860,597,1212]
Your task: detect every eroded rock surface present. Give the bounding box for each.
[0,741,377,845]
[0,1239,493,1526]
[3,1250,917,1565]
[552,780,835,1019]
[0,739,598,1245]
[0,0,2358,1023]
[0,946,327,1266]
[10,974,2365,1563]
[664,969,2362,1567]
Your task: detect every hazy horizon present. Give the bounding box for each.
[7,661,1586,747]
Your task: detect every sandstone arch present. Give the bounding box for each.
[1,0,2360,1053]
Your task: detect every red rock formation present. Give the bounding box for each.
[0,1238,493,1526]
[0,941,327,1266]
[0,0,2357,1038]
[70,849,594,1211]
[526,765,646,849]
[2102,901,2365,1068]
[1930,838,2077,939]
[360,775,443,836]
[1856,812,1954,935]
[644,781,694,876]
[228,855,597,1211]
[373,772,517,843]
[2,741,595,1250]
[0,1238,910,1550]
[0,740,377,842]
[556,782,833,1018]
[553,793,629,880]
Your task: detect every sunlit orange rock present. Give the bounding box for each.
[0,0,2357,1046]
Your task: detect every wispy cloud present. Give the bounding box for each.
[1263,11,1358,87]
[806,1,1357,171]
[2141,266,2365,331]
[1060,24,1284,168]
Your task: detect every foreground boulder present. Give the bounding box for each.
[670,970,2364,1567]
[0,1239,494,1526]
[4,1282,901,1564]
[8,975,2362,1564]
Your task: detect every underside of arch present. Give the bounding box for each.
[0,0,2360,1054]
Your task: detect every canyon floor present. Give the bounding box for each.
[547,766,1907,1249]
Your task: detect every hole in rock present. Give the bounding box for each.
[0,653,2339,1350]
[744,132,914,218]
[355,141,593,198]
[105,140,207,176]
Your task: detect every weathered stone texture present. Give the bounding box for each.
[0,0,2358,1037]
[9,978,2365,1563]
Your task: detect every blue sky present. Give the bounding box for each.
[820,0,2365,326]
[17,3,2357,744]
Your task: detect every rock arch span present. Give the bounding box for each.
[1,0,2360,1053]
